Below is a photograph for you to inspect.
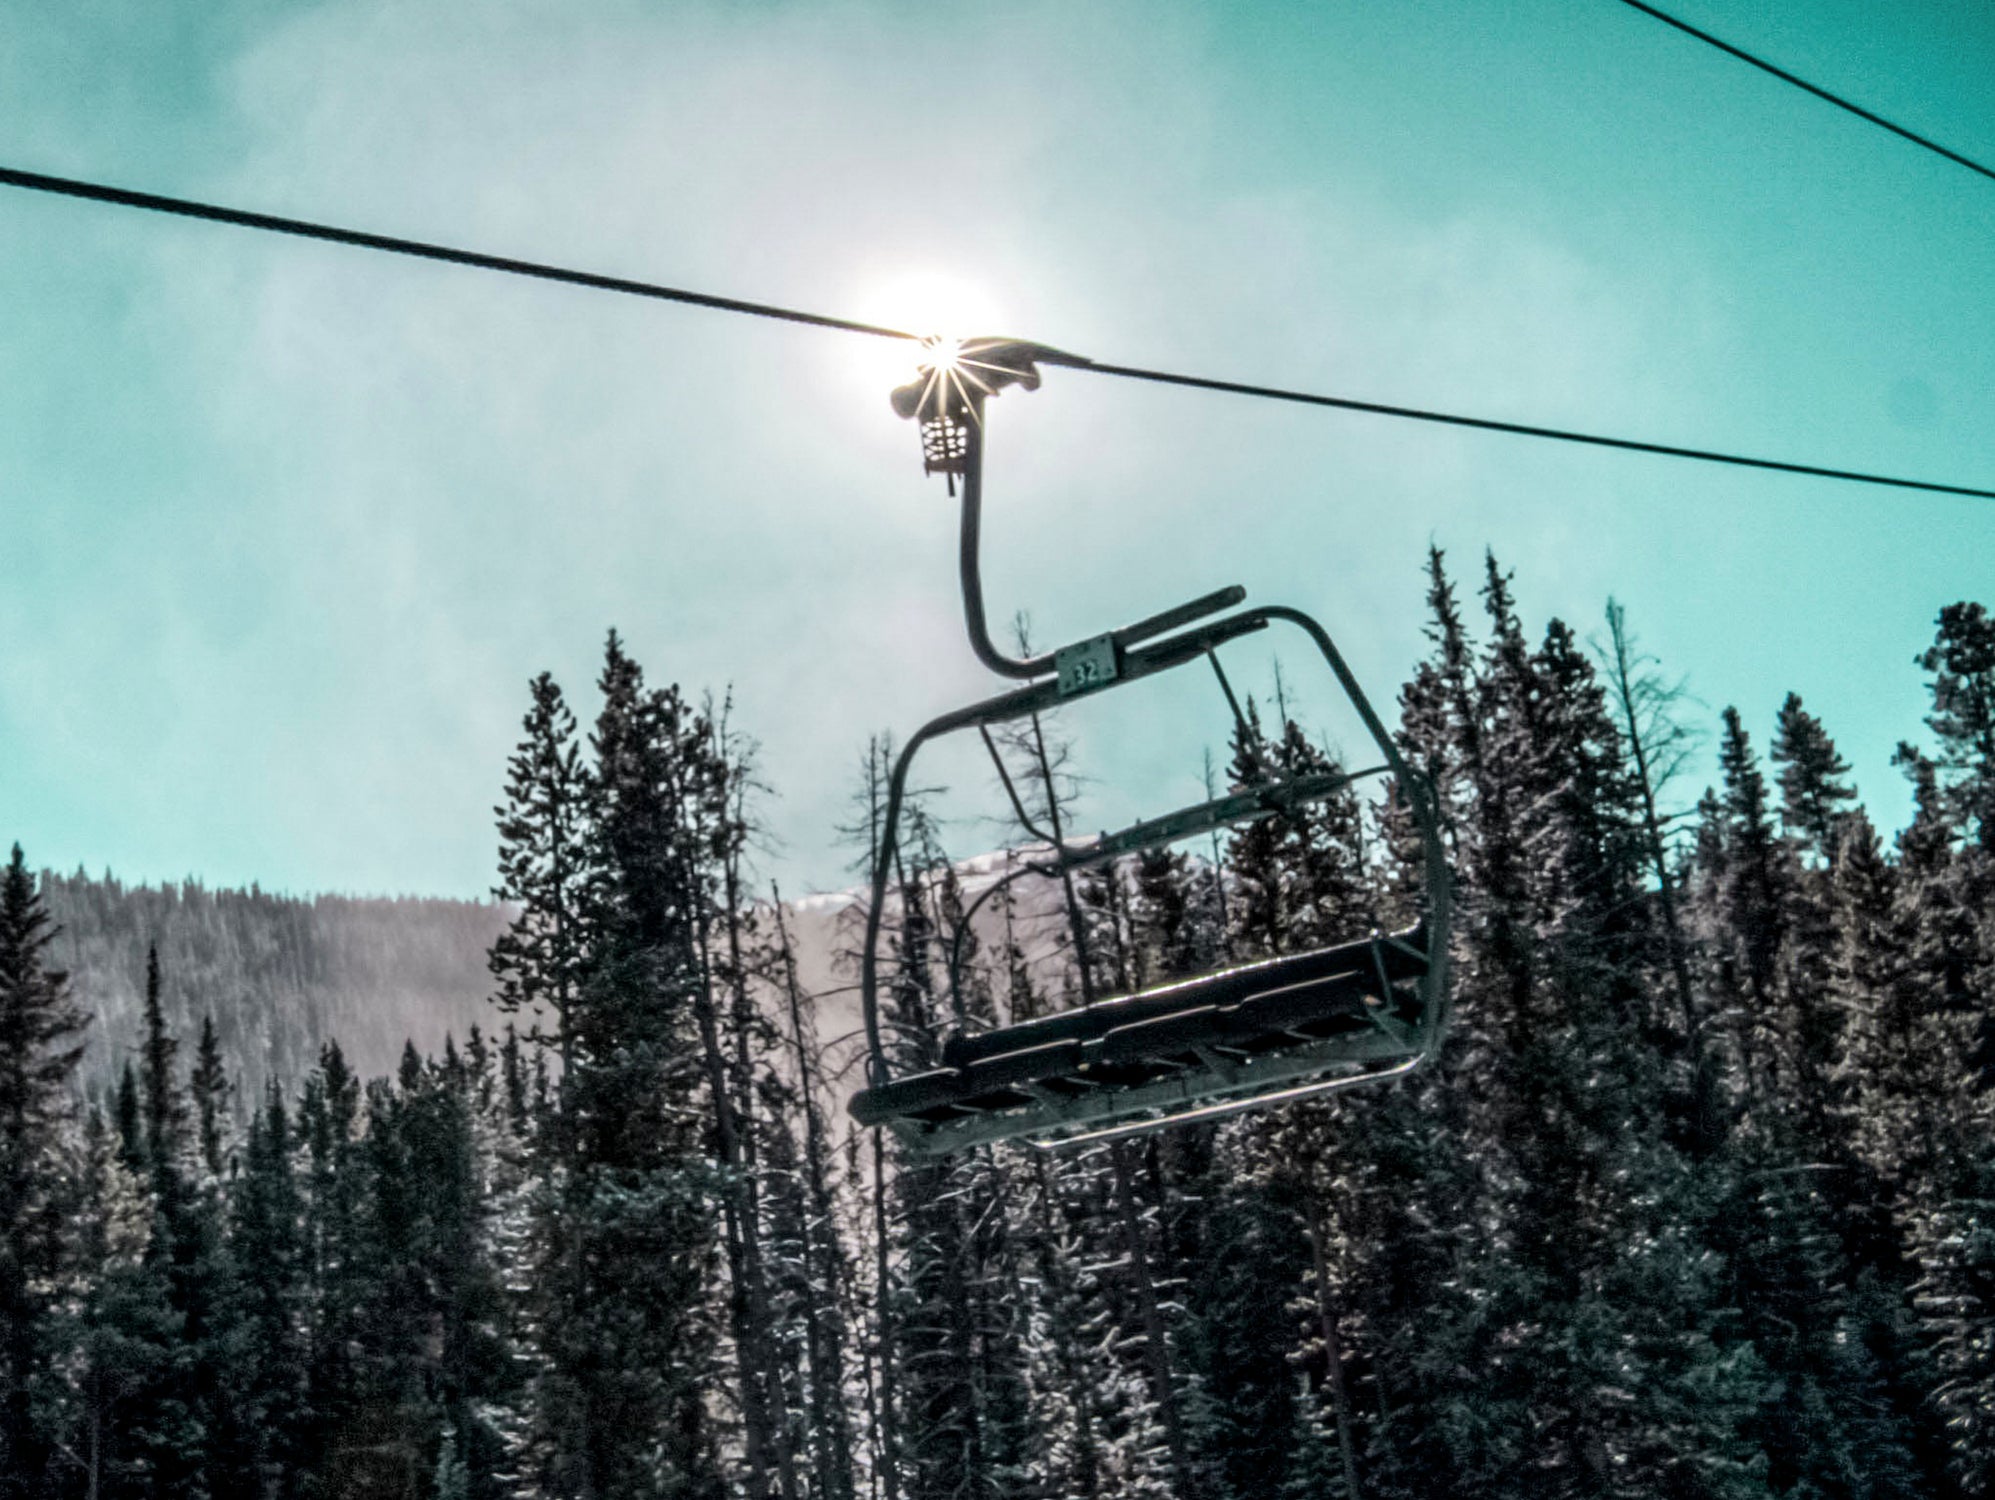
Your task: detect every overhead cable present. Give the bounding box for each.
[1612,0,1995,184]
[2,162,1991,502]
[0,164,916,341]
[1083,361,1995,501]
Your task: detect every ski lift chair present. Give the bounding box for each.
[848,339,1452,1155]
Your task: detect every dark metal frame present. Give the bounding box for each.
[852,347,1451,1154]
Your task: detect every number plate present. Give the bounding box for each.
[1056,636,1119,696]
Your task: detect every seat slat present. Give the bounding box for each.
[1232,972,1376,1037]
[1098,1006,1225,1067]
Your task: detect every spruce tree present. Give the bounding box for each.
[491,670,588,1092]
[114,1062,144,1174]
[59,1106,177,1500]
[499,1023,530,1138]
[229,1084,307,1498]
[299,1040,368,1482]
[0,845,89,1497]
[1771,692,1858,867]
[1598,599,1715,1149]
[188,1014,231,1182]
[1715,707,1789,1026]
[523,635,725,1499]
[1129,846,1198,985]
[135,944,247,1496]
[1917,600,1995,851]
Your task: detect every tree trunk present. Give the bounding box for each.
[771,891,858,1500]
[872,1128,901,1500]
[1109,1140,1197,1499]
[1306,1206,1364,1500]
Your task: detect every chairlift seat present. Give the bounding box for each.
[850,923,1433,1150]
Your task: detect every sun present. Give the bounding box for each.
[843,267,1007,401]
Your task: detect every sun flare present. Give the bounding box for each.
[924,335,965,376]
[844,268,1005,400]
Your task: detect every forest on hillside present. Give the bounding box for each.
[39,878,506,1109]
[1,550,1991,1499]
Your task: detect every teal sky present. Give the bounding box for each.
[2,0,1991,899]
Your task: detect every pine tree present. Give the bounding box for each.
[680,701,797,1500]
[1917,600,1995,852]
[1689,708,1802,1118]
[1906,1138,1995,1498]
[299,1039,369,1484]
[59,1107,177,1500]
[134,943,249,1496]
[1598,599,1715,1151]
[136,947,176,1173]
[1884,626,1995,1493]
[188,1014,231,1182]
[1173,1152,1312,1498]
[1077,857,1140,997]
[1129,846,1198,985]
[522,635,726,1499]
[0,845,90,1497]
[230,1085,307,1498]
[114,1062,145,1174]
[1715,707,1788,1020]
[491,670,588,1093]
[353,1046,521,1499]
[1350,565,1783,1496]
[1706,1114,1922,1498]
[1771,692,1858,867]
[436,1422,471,1500]
[500,1023,530,1138]
[1223,698,1288,962]
[988,673,1208,1493]
[465,1022,494,1115]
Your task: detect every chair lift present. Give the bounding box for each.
[847,338,1452,1156]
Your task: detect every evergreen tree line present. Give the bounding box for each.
[39,875,504,1109]
[1,567,1989,1497]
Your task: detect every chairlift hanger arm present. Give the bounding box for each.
[953,416,1250,682]
[893,338,1245,683]
[956,421,1052,679]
